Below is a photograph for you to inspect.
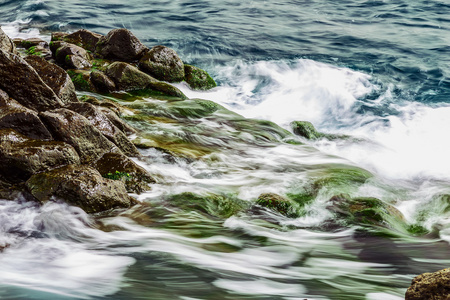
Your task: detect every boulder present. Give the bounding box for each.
[256,193,298,217]
[105,62,186,98]
[406,268,450,300]
[93,152,155,193]
[26,164,135,213]
[0,49,64,111]
[291,121,322,140]
[97,106,137,136]
[49,40,67,55]
[67,69,95,91]
[66,102,139,156]
[62,29,103,52]
[184,65,217,90]
[25,45,52,60]
[51,32,68,42]
[25,55,78,104]
[39,108,121,164]
[139,45,184,82]
[55,43,92,69]
[95,28,147,62]
[0,27,17,54]
[0,129,80,183]
[89,70,116,93]
[0,96,53,140]
[19,38,48,49]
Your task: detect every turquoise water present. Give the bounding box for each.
[1,0,450,299]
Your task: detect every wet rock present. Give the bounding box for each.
[25,45,52,60]
[184,65,217,90]
[0,49,64,111]
[256,193,298,217]
[406,268,450,300]
[25,55,78,104]
[49,40,67,55]
[89,70,116,93]
[67,69,95,91]
[139,45,184,82]
[291,121,322,140]
[26,164,135,213]
[93,152,155,193]
[66,102,139,156]
[95,28,147,62]
[62,29,103,53]
[105,62,186,98]
[51,32,69,42]
[98,106,137,135]
[0,27,17,54]
[39,108,121,164]
[55,43,92,69]
[0,96,53,140]
[19,38,48,49]
[0,129,80,183]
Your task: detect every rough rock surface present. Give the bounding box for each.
[405,268,450,300]
[0,129,80,183]
[25,55,78,104]
[62,29,103,53]
[39,108,121,164]
[66,102,139,156]
[0,49,64,111]
[55,43,92,69]
[26,164,134,213]
[95,28,147,62]
[0,27,17,54]
[90,70,116,93]
[0,96,53,140]
[139,45,184,82]
[184,64,217,90]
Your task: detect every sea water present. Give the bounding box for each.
[0,0,449,299]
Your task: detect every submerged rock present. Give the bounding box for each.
[256,193,298,217]
[39,108,121,164]
[139,45,184,82]
[184,64,217,90]
[25,55,78,104]
[0,95,53,140]
[406,268,450,300]
[0,49,64,111]
[26,164,135,213]
[95,28,147,62]
[93,152,155,194]
[291,121,322,140]
[0,129,80,183]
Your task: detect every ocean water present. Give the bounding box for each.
[0,0,450,299]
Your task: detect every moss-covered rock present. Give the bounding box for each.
[55,43,92,69]
[39,108,121,164]
[256,193,298,217]
[93,152,155,194]
[406,268,450,300]
[67,69,94,91]
[184,64,216,90]
[167,192,248,218]
[0,48,64,111]
[0,129,80,183]
[25,55,78,104]
[290,121,322,140]
[95,28,147,62]
[26,164,135,213]
[61,29,103,53]
[138,45,184,82]
[17,38,48,50]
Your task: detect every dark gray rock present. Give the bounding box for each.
[95,28,147,62]
[55,43,92,69]
[90,70,116,93]
[39,108,121,164]
[26,164,135,213]
[139,45,184,82]
[62,29,103,52]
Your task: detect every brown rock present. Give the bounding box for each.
[90,70,116,93]
[0,27,17,54]
[63,29,103,52]
[95,28,147,62]
[139,45,184,82]
[406,268,450,300]
[55,43,92,69]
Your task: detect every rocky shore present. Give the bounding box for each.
[0,26,447,297]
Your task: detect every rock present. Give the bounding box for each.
[39,108,121,164]
[51,32,68,42]
[66,102,139,156]
[55,43,92,69]
[139,45,184,82]
[89,70,116,93]
[184,65,216,90]
[67,69,95,91]
[25,55,78,104]
[291,121,322,140]
[62,29,103,53]
[49,40,67,55]
[0,49,64,111]
[93,152,155,193]
[26,164,135,213]
[25,45,52,60]
[0,27,17,54]
[406,268,450,300]
[0,96,53,140]
[97,106,137,136]
[19,38,48,49]
[105,62,186,98]
[0,129,80,183]
[256,193,297,217]
[95,28,147,62]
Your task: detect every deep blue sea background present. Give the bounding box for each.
[1,1,450,299]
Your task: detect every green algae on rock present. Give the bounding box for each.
[138,45,185,83]
[256,193,299,217]
[184,64,217,90]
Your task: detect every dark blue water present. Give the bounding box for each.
[1,1,450,299]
